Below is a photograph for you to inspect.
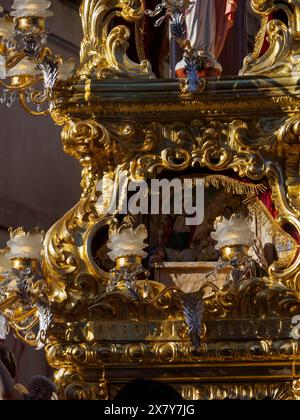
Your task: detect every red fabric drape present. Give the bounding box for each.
[215,0,238,58]
[259,11,288,57]
[258,190,300,264]
[260,190,278,219]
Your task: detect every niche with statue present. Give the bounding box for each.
[145,177,296,293]
[94,173,297,295]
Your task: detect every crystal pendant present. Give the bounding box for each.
[0,55,6,79]
[0,315,9,340]
[0,88,7,104]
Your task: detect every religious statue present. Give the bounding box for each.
[175,0,238,77]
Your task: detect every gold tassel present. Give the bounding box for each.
[203,175,267,196]
[244,195,298,253]
[177,174,267,196]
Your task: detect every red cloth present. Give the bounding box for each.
[259,190,300,249]
[260,190,278,219]
[259,12,288,57]
[259,14,273,57]
[175,67,221,78]
[215,0,238,58]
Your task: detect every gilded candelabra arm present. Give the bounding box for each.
[0,4,75,115]
[0,70,52,116]
[0,284,51,348]
[0,229,54,349]
[77,0,154,79]
[18,89,50,117]
[0,75,42,90]
[240,0,300,76]
[5,50,26,70]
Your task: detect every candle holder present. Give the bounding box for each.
[0,227,52,349]
[10,0,53,20]
[7,227,44,260]
[106,217,149,293]
[10,257,39,271]
[211,214,254,263]
[219,245,250,262]
[0,1,73,113]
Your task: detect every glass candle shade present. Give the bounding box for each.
[0,249,11,276]
[211,213,254,255]
[10,0,53,18]
[57,58,75,81]
[7,227,43,260]
[7,57,40,83]
[107,224,148,263]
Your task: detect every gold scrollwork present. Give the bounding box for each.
[53,368,108,400]
[46,337,298,367]
[241,0,300,76]
[179,381,297,400]
[77,0,154,79]
[40,2,300,396]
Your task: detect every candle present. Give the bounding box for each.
[0,55,5,79]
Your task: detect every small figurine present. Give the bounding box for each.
[175,0,238,77]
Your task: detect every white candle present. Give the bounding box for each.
[0,315,9,340]
[0,56,6,79]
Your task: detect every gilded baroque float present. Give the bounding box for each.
[1,0,300,400]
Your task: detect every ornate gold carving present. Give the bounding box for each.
[43,88,300,397]
[61,120,105,197]
[277,115,300,216]
[37,0,300,399]
[241,0,300,76]
[179,382,298,400]
[61,117,282,181]
[77,0,153,79]
[47,339,298,367]
[53,367,108,400]
[126,118,277,180]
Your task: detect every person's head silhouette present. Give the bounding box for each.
[114,379,183,402]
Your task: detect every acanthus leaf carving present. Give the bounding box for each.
[77,0,154,80]
[240,0,300,77]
